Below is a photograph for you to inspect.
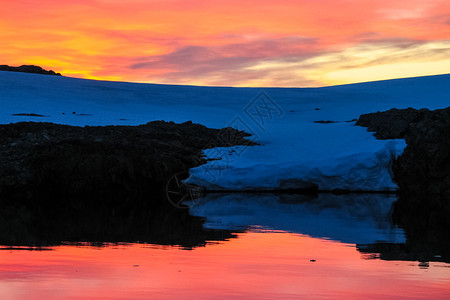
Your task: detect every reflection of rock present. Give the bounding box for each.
[0,199,239,249]
[357,239,449,264]
[392,196,450,263]
[277,193,318,204]
[359,195,450,265]
[0,65,62,76]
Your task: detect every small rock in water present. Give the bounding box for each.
[314,120,338,124]
[310,259,316,262]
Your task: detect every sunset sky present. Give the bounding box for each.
[1,0,450,86]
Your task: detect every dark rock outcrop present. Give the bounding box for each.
[357,107,450,202]
[0,65,61,76]
[357,108,427,139]
[0,121,254,247]
[357,107,450,262]
[0,121,255,202]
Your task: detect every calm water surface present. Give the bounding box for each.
[0,194,449,299]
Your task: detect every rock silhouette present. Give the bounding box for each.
[0,121,254,247]
[0,65,61,76]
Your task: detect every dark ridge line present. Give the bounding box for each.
[0,64,62,76]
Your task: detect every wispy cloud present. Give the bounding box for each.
[1,0,449,86]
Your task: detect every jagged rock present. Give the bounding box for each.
[0,121,255,204]
[0,121,254,246]
[0,65,62,76]
[357,106,450,203]
[356,107,428,139]
[357,106,450,262]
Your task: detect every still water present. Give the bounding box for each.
[0,193,449,299]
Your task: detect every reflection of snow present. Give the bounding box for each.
[188,193,406,245]
[2,71,449,191]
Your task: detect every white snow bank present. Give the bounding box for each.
[1,71,449,191]
[188,122,406,191]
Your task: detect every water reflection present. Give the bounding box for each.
[187,193,405,245]
[1,192,448,265]
[0,196,239,249]
[1,231,449,300]
[1,193,449,299]
[361,195,450,264]
[188,193,450,264]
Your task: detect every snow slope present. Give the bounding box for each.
[1,71,449,191]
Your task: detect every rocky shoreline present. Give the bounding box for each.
[1,107,449,249]
[357,106,450,262]
[0,121,253,246]
[357,106,450,210]
[0,121,255,200]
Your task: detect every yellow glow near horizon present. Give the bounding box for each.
[324,61,450,86]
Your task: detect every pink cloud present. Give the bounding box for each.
[1,0,449,86]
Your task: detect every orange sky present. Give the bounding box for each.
[1,0,450,86]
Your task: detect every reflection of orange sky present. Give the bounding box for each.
[0,232,449,299]
[1,0,450,86]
